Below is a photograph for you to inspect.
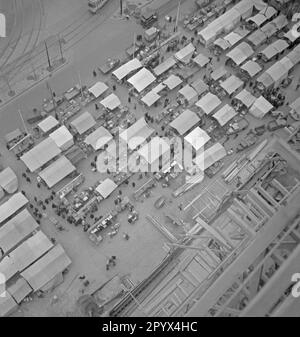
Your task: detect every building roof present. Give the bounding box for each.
[184,127,210,151]
[38,116,59,133]
[21,244,71,291]
[49,125,74,150]
[21,138,61,172]
[0,291,17,317]
[7,277,32,304]
[70,111,96,135]
[247,13,268,27]
[84,126,113,151]
[220,75,243,95]
[213,104,238,126]
[0,209,39,254]
[241,60,262,77]
[178,85,198,102]
[290,97,300,113]
[226,42,254,66]
[0,167,18,194]
[175,43,195,64]
[194,142,227,170]
[153,57,176,76]
[192,53,210,67]
[247,29,267,46]
[235,89,256,108]
[88,81,109,98]
[261,39,288,60]
[100,93,121,110]
[191,78,208,95]
[128,68,156,93]
[138,136,170,165]
[39,156,76,188]
[260,22,277,38]
[211,66,227,81]
[196,92,222,115]
[141,91,161,107]
[95,178,118,199]
[112,58,142,80]
[214,38,231,51]
[250,96,273,118]
[0,192,28,225]
[170,109,200,136]
[5,129,22,144]
[163,75,182,90]
[257,72,274,89]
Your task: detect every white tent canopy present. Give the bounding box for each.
[7,277,32,304]
[226,42,254,66]
[0,290,17,317]
[178,85,198,103]
[141,91,161,107]
[247,29,267,46]
[241,60,262,77]
[250,96,273,118]
[49,125,74,151]
[214,38,231,51]
[38,116,59,134]
[184,127,210,151]
[266,61,290,85]
[213,104,238,126]
[235,89,256,108]
[0,167,18,194]
[196,92,222,115]
[153,57,176,76]
[170,109,200,136]
[257,72,274,89]
[220,75,243,95]
[260,39,289,60]
[194,142,227,171]
[96,178,117,199]
[163,75,182,90]
[84,126,113,151]
[191,78,208,96]
[70,111,96,135]
[21,138,61,172]
[112,58,142,80]
[211,66,227,81]
[284,22,300,42]
[0,192,28,225]
[100,93,121,110]
[39,156,76,188]
[128,68,156,93]
[175,43,195,64]
[88,81,109,98]
[192,53,210,67]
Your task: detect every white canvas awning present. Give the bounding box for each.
[286,48,300,66]
[213,104,237,126]
[290,97,300,113]
[194,142,226,170]
[247,13,267,27]
[120,117,155,151]
[257,72,274,89]
[153,57,176,76]
[198,26,217,46]
[49,125,74,151]
[175,43,195,64]
[100,93,121,110]
[38,116,59,134]
[21,244,71,291]
[141,91,161,107]
[247,29,267,46]
[235,89,256,108]
[88,81,109,98]
[224,32,243,47]
[178,85,198,102]
[70,111,96,135]
[196,92,222,115]
[191,78,208,95]
[184,127,210,151]
[7,277,32,304]
[112,58,142,80]
[261,39,289,60]
[0,290,17,317]
[138,136,170,165]
[192,53,210,66]
[128,68,156,93]
[266,61,289,85]
[0,167,18,194]
[284,22,300,42]
[39,156,76,188]
[170,109,200,136]
[272,15,288,30]
[84,126,113,151]
[214,38,231,51]
[0,192,28,225]
[241,60,262,77]
[163,75,182,90]
[21,138,61,172]
[95,178,117,199]
[250,96,273,118]
[260,22,277,38]
[226,42,254,66]
[220,75,243,95]
[211,67,227,81]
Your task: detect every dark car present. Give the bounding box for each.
[267,118,288,131]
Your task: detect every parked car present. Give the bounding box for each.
[154,196,166,209]
[226,118,249,135]
[267,118,288,131]
[254,125,266,136]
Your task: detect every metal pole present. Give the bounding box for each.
[18,109,28,134]
[46,80,57,114]
[45,41,51,70]
[77,68,84,99]
[120,0,123,16]
[31,62,38,80]
[58,34,65,62]
[133,33,136,60]
[175,0,181,32]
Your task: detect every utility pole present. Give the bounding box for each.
[46,80,57,114]
[133,33,136,60]
[18,109,28,134]
[45,41,52,70]
[120,0,123,16]
[175,0,181,32]
[57,34,65,64]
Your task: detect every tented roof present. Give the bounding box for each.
[196,92,222,115]
[38,116,59,133]
[262,6,277,19]
[112,58,142,80]
[191,78,208,95]
[257,72,274,89]
[120,117,155,151]
[151,83,166,94]
[184,127,210,151]
[0,192,28,225]
[260,22,277,38]
[247,29,267,46]
[49,125,74,150]
[226,42,254,66]
[5,129,22,144]
[21,138,61,172]
[266,61,290,84]
[88,81,109,98]
[198,26,217,45]
[224,32,243,47]
[70,111,96,135]
[178,85,198,102]
[100,93,121,110]
[285,45,300,65]
[128,68,156,93]
[0,167,18,194]
[0,291,17,317]
[241,60,262,77]
[211,66,227,81]
[290,97,300,113]
[250,96,273,118]
[261,39,289,60]
[95,178,117,199]
[39,156,76,188]
[192,53,210,67]
[7,277,32,304]
[272,15,288,30]
[0,209,39,254]
[21,244,71,291]
[153,57,176,76]
[220,75,243,95]
[214,38,231,51]
[284,22,300,42]
[175,43,195,64]
[141,91,161,107]
[235,89,256,108]
[247,13,268,27]
[9,231,53,273]
[163,75,182,90]
[170,109,200,136]
[213,104,237,126]
[84,126,113,151]
[194,142,227,170]
[0,256,19,280]
[138,136,170,165]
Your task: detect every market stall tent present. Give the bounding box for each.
[289,97,300,115]
[112,58,142,80]
[174,43,195,64]
[20,244,71,292]
[128,68,156,93]
[38,116,59,134]
[178,85,198,103]
[39,156,76,188]
[213,104,238,126]
[260,39,289,61]
[0,167,18,194]
[84,126,113,151]
[0,192,28,225]
[260,22,278,38]
[0,209,39,254]
[184,127,210,152]
[193,142,227,171]
[141,91,161,107]
[235,89,256,108]
[211,66,227,81]
[286,46,300,67]
[49,125,74,151]
[170,109,200,136]
[163,75,182,90]
[70,111,96,135]
[214,38,231,51]
[88,81,109,99]
[272,15,288,30]
[266,60,292,86]
[192,53,210,67]
[95,178,118,199]
[250,96,273,118]
[241,60,262,77]
[220,75,244,96]
[256,72,274,89]
[100,93,121,111]
[191,78,208,96]
[7,277,32,304]
[196,92,222,115]
[284,21,300,43]
[21,137,61,172]
[247,29,267,46]
[0,291,17,317]
[153,57,177,76]
[226,42,254,66]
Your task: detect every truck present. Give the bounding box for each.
[88,0,109,14]
[226,118,249,135]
